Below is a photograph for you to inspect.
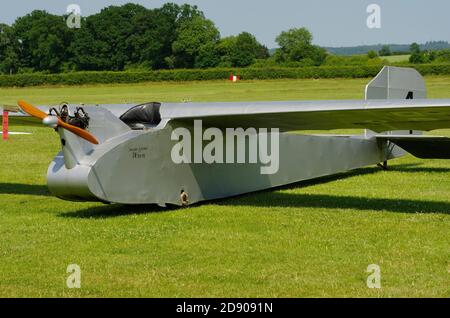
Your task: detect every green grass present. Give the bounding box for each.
[0,77,449,297]
[1,76,449,105]
[384,55,411,63]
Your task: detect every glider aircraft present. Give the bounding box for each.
[2,66,450,206]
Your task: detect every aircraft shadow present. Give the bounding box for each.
[218,192,450,215]
[210,164,450,215]
[0,183,50,196]
[59,204,174,219]
[8,117,42,127]
[390,166,450,174]
[61,163,450,218]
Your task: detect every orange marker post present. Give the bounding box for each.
[2,110,8,140]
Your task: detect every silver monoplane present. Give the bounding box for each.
[3,66,450,206]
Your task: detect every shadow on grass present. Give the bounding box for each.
[262,163,425,191]
[59,204,175,219]
[8,117,42,127]
[60,163,450,218]
[390,166,450,174]
[210,164,450,215]
[0,183,50,196]
[218,192,450,215]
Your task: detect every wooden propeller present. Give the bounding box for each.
[18,100,99,145]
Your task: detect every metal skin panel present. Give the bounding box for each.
[365,66,427,100]
[49,122,391,206]
[47,153,95,201]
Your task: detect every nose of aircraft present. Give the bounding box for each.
[47,155,98,202]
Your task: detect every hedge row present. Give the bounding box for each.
[1,64,450,87]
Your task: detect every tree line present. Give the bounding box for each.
[365,43,450,64]
[1,2,448,75]
[325,41,450,56]
[0,3,327,74]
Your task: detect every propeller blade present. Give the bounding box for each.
[58,119,99,144]
[17,100,99,145]
[18,100,49,119]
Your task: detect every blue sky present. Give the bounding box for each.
[0,0,448,47]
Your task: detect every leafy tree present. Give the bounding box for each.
[274,27,326,65]
[408,42,424,64]
[410,42,421,54]
[195,42,221,68]
[217,32,269,67]
[13,10,74,72]
[0,24,19,74]
[275,27,313,61]
[70,4,149,71]
[4,3,275,72]
[367,50,378,59]
[378,45,391,56]
[409,50,434,64]
[125,7,179,69]
[310,46,327,66]
[433,49,450,63]
[232,32,268,67]
[174,3,205,25]
[411,53,425,64]
[172,16,220,68]
[216,36,236,67]
[69,3,220,70]
[158,3,205,68]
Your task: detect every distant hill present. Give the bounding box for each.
[323,41,450,56]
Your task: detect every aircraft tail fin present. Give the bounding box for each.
[365,66,427,159]
[365,66,427,100]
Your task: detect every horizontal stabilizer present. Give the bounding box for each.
[376,135,450,159]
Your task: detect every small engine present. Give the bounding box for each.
[49,103,90,129]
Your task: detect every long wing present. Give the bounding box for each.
[161,99,450,132]
[4,99,450,132]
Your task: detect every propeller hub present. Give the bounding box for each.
[43,116,59,128]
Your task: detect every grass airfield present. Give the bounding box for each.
[0,77,449,297]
